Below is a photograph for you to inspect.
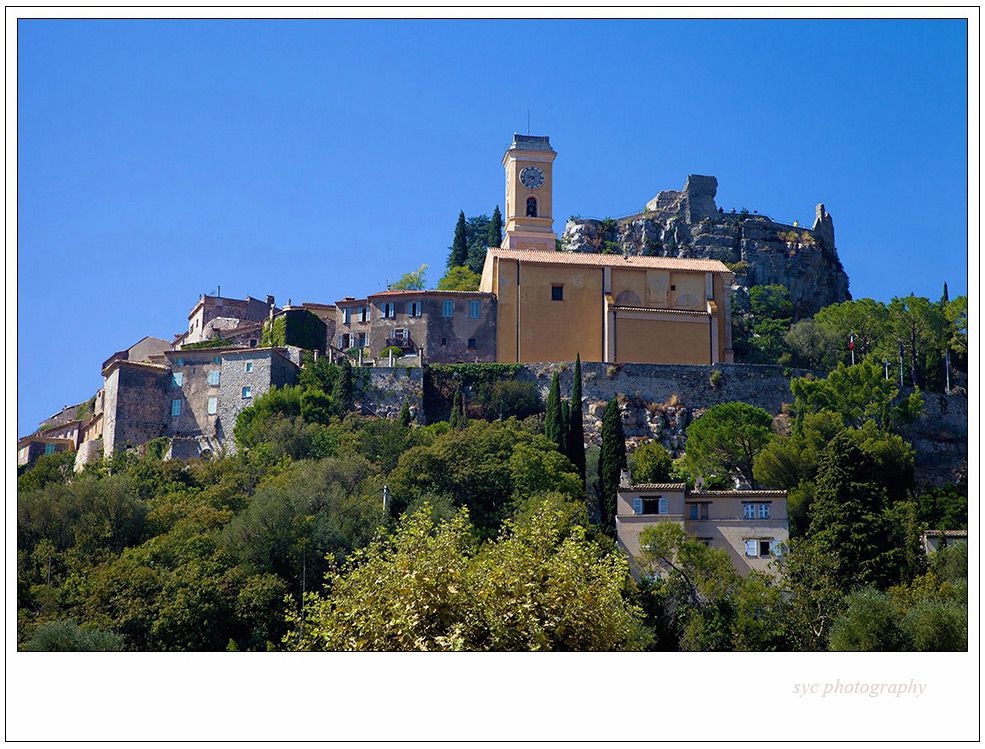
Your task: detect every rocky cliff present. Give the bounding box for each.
[560,175,850,319]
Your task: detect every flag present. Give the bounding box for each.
[849,331,854,350]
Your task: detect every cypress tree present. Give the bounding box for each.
[399,402,412,428]
[459,389,469,430]
[487,205,503,248]
[569,354,586,482]
[599,397,627,537]
[449,388,461,428]
[560,399,571,456]
[332,357,354,415]
[544,371,562,448]
[448,211,468,268]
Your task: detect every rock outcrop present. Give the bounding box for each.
[561,175,851,319]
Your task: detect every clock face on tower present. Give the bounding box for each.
[519,165,545,190]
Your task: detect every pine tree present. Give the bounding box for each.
[487,205,503,249]
[332,357,354,415]
[544,371,562,449]
[598,397,627,538]
[568,354,586,483]
[448,211,468,268]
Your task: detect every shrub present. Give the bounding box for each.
[23,620,125,651]
[709,369,723,389]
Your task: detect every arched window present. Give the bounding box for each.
[615,290,642,306]
[526,197,538,217]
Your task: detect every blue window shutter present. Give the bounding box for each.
[658,497,668,514]
[632,498,643,515]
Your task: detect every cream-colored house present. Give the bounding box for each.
[615,474,788,578]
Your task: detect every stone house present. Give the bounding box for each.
[335,297,372,354]
[615,473,788,578]
[17,435,75,466]
[99,346,300,459]
[184,293,278,345]
[366,289,496,363]
[101,335,173,371]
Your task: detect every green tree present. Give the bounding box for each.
[807,433,898,590]
[544,372,563,450]
[448,211,468,268]
[465,214,493,273]
[284,499,645,651]
[487,205,503,249]
[437,264,481,291]
[827,588,906,651]
[399,402,413,428]
[568,354,586,483]
[331,358,355,415]
[598,398,627,537]
[560,399,571,457]
[791,356,923,433]
[683,402,774,487]
[392,264,428,291]
[22,619,125,651]
[629,440,673,484]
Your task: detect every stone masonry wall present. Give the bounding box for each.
[357,366,425,422]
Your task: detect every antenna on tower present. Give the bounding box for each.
[527,109,530,135]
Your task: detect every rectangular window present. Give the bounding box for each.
[442,300,454,318]
[440,337,447,346]
[207,397,218,415]
[358,307,368,323]
[208,370,221,386]
[213,356,221,364]
[758,503,771,519]
[358,333,367,347]
[392,328,407,342]
[246,362,253,373]
[44,443,55,456]
[745,539,758,557]
[249,339,257,348]
[551,285,564,301]
[242,387,252,399]
[382,302,395,319]
[409,301,422,317]
[172,399,182,417]
[343,308,351,324]
[641,497,666,515]
[469,300,481,318]
[759,540,771,557]
[467,338,476,349]
[744,503,756,520]
[172,372,184,387]
[175,358,184,366]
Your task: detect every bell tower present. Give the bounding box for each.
[502,134,557,252]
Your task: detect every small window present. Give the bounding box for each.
[213,356,221,364]
[551,285,564,301]
[175,358,184,366]
[245,362,254,373]
[758,503,771,519]
[469,300,481,318]
[358,307,368,323]
[670,285,676,292]
[697,538,713,548]
[44,443,55,456]
[441,337,448,346]
[526,196,538,217]
[759,540,771,557]
[467,338,476,350]
[172,372,184,387]
[207,397,218,415]
[242,387,252,399]
[409,301,422,317]
[442,300,454,318]
[382,302,395,319]
[358,333,367,347]
[249,339,257,348]
[743,503,756,520]
[208,370,221,386]
[343,309,351,324]
[172,399,182,416]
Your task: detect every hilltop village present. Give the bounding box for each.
[18,134,969,654]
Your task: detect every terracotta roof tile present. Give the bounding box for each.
[488,248,733,273]
[624,483,688,491]
[368,289,495,299]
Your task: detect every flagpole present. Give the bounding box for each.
[850,330,855,366]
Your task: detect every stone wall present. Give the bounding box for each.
[102,363,170,456]
[517,361,967,488]
[357,366,425,421]
[216,349,300,450]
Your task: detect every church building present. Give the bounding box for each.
[480,134,735,365]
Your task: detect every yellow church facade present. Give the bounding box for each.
[479,134,735,365]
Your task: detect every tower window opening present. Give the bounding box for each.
[526,197,538,217]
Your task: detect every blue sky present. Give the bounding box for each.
[15,18,970,436]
